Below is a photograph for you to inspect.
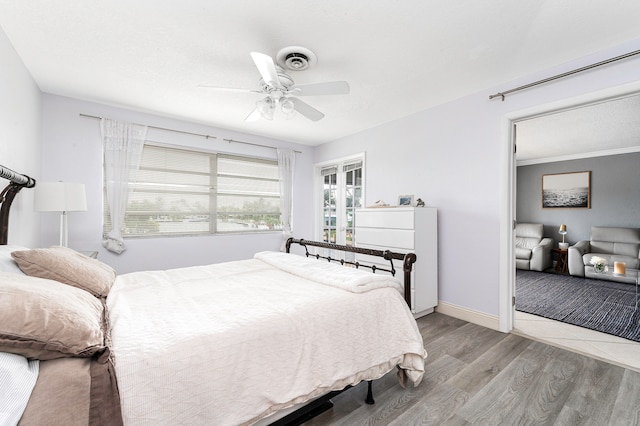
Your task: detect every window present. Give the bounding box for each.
[104,144,281,237]
[319,158,363,246]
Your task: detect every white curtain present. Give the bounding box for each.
[277,148,295,251]
[101,119,147,254]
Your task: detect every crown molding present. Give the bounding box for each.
[516,145,640,166]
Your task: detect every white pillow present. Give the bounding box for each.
[0,245,28,274]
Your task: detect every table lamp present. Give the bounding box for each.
[34,182,87,247]
[558,224,568,249]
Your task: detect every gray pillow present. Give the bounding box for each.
[11,246,116,298]
[0,272,105,360]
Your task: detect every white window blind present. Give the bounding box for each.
[103,145,281,237]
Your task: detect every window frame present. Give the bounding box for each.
[103,142,282,239]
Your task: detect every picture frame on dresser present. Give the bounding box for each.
[397,195,414,206]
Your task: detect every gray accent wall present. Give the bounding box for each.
[517,152,640,246]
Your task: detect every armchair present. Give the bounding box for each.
[568,226,640,280]
[515,223,553,271]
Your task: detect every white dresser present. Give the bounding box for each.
[354,207,437,317]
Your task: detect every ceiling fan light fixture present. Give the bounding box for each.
[280,98,296,119]
[256,97,275,120]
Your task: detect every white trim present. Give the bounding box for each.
[517,145,640,166]
[499,117,516,333]
[435,301,500,331]
[500,80,640,335]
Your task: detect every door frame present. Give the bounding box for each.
[499,81,640,333]
[313,152,366,243]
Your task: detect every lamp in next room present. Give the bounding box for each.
[35,182,87,247]
[558,224,569,249]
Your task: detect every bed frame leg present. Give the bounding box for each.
[365,380,375,405]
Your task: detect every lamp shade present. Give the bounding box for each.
[558,224,567,234]
[34,182,87,212]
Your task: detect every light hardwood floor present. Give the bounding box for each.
[306,312,640,425]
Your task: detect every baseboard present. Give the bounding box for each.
[435,301,501,331]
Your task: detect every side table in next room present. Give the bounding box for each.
[553,248,568,273]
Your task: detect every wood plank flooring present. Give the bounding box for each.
[305,312,640,425]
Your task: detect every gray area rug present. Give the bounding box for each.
[516,270,640,342]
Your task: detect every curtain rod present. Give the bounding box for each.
[489,49,640,101]
[224,138,301,154]
[80,113,301,153]
[80,113,217,139]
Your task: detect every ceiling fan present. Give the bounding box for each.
[201,48,350,122]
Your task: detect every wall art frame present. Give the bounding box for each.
[542,171,591,209]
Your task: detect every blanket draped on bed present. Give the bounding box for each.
[107,252,426,425]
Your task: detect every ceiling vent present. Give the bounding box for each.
[276,46,317,71]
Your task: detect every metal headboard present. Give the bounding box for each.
[285,238,417,308]
[0,164,36,244]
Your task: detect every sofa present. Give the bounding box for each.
[568,226,640,281]
[515,223,553,271]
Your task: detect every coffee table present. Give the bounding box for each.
[598,268,639,310]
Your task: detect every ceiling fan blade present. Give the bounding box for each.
[290,81,350,96]
[250,52,281,88]
[245,108,262,122]
[198,84,261,94]
[290,98,325,122]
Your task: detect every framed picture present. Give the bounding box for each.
[398,195,414,206]
[542,171,591,209]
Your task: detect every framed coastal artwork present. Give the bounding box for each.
[542,171,591,209]
[398,195,414,206]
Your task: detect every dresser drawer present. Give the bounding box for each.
[356,209,414,229]
[355,227,415,250]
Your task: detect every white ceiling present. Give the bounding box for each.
[516,94,640,164]
[1,1,640,147]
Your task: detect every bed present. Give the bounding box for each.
[0,164,427,425]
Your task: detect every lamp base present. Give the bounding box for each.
[558,242,569,250]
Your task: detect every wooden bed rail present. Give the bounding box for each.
[285,237,417,309]
[0,164,36,245]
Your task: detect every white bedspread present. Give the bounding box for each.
[108,252,426,425]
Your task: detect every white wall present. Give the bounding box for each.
[0,26,41,247]
[314,38,640,322]
[40,94,315,274]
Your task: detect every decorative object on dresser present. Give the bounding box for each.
[367,199,390,208]
[558,224,568,249]
[415,198,425,207]
[397,195,414,206]
[354,206,437,317]
[34,182,87,247]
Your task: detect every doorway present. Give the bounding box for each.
[315,154,364,246]
[503,86,640,371]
